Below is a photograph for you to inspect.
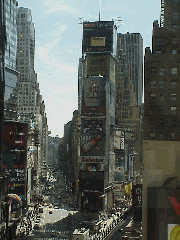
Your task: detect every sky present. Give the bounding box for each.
[17,0,161,138]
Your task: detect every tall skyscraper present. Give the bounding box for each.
[4,0,19,120]
[117,33,143,106]
[78,21,117,212]
[16,7,40,115]
[16,7,48,199]
[143,0,180,239]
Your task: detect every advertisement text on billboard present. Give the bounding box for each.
[83,21,114,54]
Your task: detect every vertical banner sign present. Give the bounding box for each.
[133,184,142,207]
[120,132,124,149]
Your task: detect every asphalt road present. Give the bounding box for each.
[108,212,134,240]
[27,206,78,239]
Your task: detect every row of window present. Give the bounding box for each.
[150,80,177,88]
[149,106,177,115]
[155,50,178,54]
[156,37,178,45]
[149,132,177,140]
[150,93,177,101]
[150,120,179,129]
[151,67,178,75]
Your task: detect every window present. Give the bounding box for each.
[156,37,162,45]
[171,119,176,128]
[159,67,165,75]
[159,134,164,140]
[172,24,178,29]
[171,93,177,101]
[173,12,178,20]
[150,132,155,139]
[151,67,157,75]
[174,0,179,4]
[159,80,165,89]
[171,81,177,89]
[156,51,162,54]
[151,81,156,88]
[159,94,164,101]
[171,106,177,115]
[150,94,156,101]
[171,67,177,75]
[171,133,176,140]
[172,50,178,54]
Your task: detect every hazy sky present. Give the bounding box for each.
[17,0,160,138]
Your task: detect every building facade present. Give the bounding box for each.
[4,0,19,120]
[117,33,143,106]
[16,7,48,200]
[78,21,117,212]
[143,0,180,239]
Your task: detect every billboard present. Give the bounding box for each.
[84,78,105,107]
[82,21,114,53]
[79,171,104,192]
[80,118,106,156]
[81,76,106,116]
[168,224,180,240]
[81,192,103,212]
[3,121,28,151]
[86,55,110,76]
[2,121,28,202]
[147,187,180,239]
[114,150,125,182]
[80,156,105,163]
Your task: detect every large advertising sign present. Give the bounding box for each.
[147,187,180,239]
[86,55,110,76]
[84,78,105,107]
[114,151,125,182]
[83,21,114,54]
[81,192,103,212]
[81,76,106,116]
[2,121,28,202]
[79,171,104,192]
[80,156,105,163]
[80,118,106,156]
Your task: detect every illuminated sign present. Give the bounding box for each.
[83,21,114,53]
[2,121,28,202]
[81,157,105,163]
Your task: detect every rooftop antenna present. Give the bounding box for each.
[99,0,101,21]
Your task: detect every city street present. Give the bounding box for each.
[27,206,78,239]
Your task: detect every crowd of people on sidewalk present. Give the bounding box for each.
[16,208,36,238]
